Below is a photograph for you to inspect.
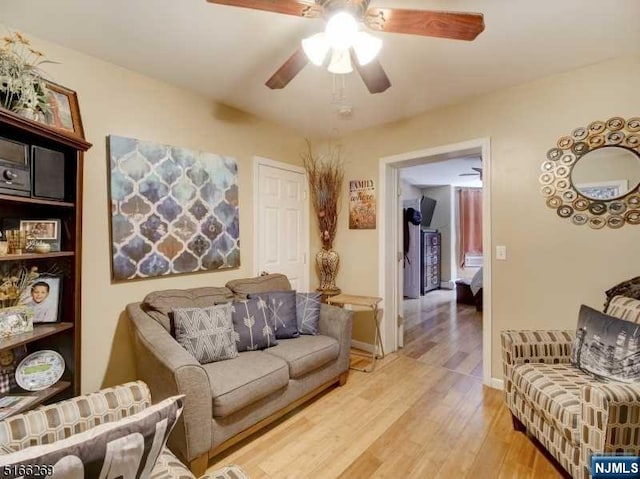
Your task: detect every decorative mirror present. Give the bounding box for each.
[540,117,640,229]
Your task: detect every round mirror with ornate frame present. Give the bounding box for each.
[540,117,640,229]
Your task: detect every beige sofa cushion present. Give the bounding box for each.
[263,336,339,379]
[226,273,291,299]
[203,351,289,417]
[143,287,234,332]
[511,363,593,445]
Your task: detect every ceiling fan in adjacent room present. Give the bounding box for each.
[206,0,485,94]
[459,167,483,180]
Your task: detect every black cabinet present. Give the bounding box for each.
[421,230,441,294]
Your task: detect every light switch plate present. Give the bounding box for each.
[496,245,507,260]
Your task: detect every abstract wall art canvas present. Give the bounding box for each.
[108,135,240,281]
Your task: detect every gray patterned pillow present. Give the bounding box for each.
[231,298,277,351]
[173,304,238,364]
[249,291,299,339]
[572,304,640,382]
[0,395,183,478]
[296,292,321,335]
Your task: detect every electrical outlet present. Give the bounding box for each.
[496,245,507,260]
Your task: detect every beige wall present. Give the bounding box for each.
[25,34,304,393]
[335,56,640,379]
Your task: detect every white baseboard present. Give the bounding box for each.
[351,339,375,354]
[440,281,454,290]
[489,378,504,390]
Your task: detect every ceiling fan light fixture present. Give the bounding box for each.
[353,31,382,66]
[302,33,330,66]
[327,49,353,74]
[325,11,358,50]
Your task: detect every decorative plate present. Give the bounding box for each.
[16,350,65,391]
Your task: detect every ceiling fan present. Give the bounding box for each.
[206,0,485,94]
[459,167,483,179]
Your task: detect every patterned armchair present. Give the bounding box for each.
[0,381,246,479]
[501,295,640,479]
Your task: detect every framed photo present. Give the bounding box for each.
[41,81,85,138]
[19,276,62,324]
[19,219,62,252]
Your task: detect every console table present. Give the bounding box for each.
[327,293,384,372]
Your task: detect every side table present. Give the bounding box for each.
[327,293,384,372]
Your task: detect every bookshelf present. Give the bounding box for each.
[0,108,91,417]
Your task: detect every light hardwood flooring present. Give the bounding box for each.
[401,289,483,378]
[208,291,563,478]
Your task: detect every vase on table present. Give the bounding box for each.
[316,248,341,297]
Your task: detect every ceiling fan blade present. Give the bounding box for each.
[459,173,479,176]
[365,9,485,41]
[206,0,320,18]
[472,167,483,173]
[265,47,309,89]
[349,49,391,94]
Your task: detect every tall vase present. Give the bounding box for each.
[316,248,341,295]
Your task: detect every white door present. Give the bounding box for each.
[254,158,309,291]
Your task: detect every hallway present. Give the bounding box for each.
[401,289,483,379]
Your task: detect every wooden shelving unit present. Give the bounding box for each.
[0,252,75,262]
[0,381,72,417]
[0,108,91,419]
[0,323,74,351]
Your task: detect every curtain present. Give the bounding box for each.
[458,188,482,266]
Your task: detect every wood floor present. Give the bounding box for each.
[208,291,563,478]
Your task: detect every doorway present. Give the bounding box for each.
[378,138,493,386]
[399,158,484,378]
[253,157,310,291]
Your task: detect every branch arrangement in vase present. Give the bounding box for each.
[301,140,345,250]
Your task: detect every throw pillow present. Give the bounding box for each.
[0,395,184,478]
[231,298,278,351]
[249,291,299,339]
[604,276,640,310]
[296,292,321,335]
[173,304,238,364]
[572,304,640,383]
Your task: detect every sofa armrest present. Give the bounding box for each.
[0,381,151,451]
[318,303,353,374]
[581,382,640,469]
[127,303,213,464]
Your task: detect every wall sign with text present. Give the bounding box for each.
[349,179,376,230]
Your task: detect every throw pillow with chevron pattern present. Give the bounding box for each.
[173,304,238,364]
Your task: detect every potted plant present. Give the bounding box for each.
[0,32,51,120]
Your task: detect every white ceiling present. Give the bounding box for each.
[401,156,483,188]
[1,0,639,137]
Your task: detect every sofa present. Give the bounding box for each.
[127,274,353,476]
[501,295,640,479]
[0,381,246,479]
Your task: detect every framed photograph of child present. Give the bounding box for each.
[19,277,62,323]
[19,219,62,252]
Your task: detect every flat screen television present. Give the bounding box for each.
[420,196,437,228]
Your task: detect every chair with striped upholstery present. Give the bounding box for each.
[501,295,640,479]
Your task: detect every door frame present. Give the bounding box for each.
[252,156,310,290]
[378,137,493,386]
